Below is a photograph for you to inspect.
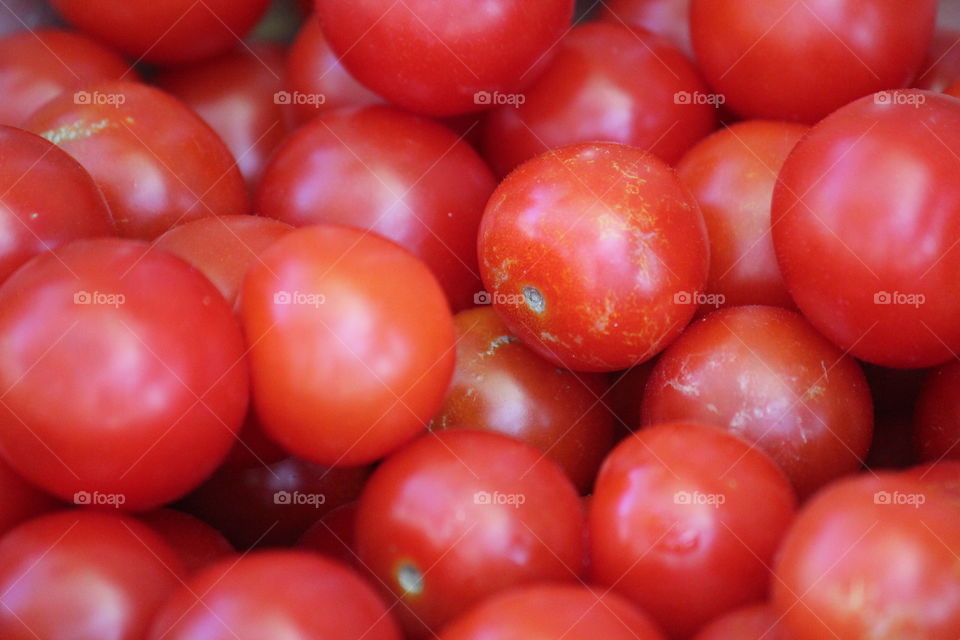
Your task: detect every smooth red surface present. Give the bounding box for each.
[600,0,692,56]
[915,360,960,462]
[0,457,60,537]
[692,604,789,640]
[298,501,359,566]
[138,509,234,573]
[915,29,960,90]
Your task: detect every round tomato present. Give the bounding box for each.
[599,0,692,56]
[692,604,788,640]
[914,359,960,462]
[138,509,234,574]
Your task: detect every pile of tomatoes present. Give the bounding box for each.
[0,0,958,638]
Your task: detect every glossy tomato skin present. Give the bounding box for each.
[0,238,249,509]
[49,0,271,65]
[26,81,247,240]
[0,510,184,640]
[692,604,788,640]
[0,29,133,126]
[356,430,584,636]
[483,22,716,176]
[599,0,692,56]
[905,460,960,498]
[590,421,796,638]
[439,583,666,640]
[914,360,960,462]
[642,306,873,497]
[148,551,402,640]
[155,215,293,308]
[773,90,960,368]
[315,0,574,116]
[257,106,495,311]
[773,473,960,639]
[0,125,114,284]
[676,121,807,310]
[691,0,936,122]
[0,457,60,536]
[138,509,234,574]
[479,142,709,372]
[241,225,455,467]
[432,307,615,493]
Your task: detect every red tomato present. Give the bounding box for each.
[946,77,960,98]
[0,238,249,509]
[49,0,272,65]
[315,0,574,116]
[691,0,936,122]
[772,90,960,368]
[26,81,247,240]
[356,430,584,636]
[0,457,60,536]
[642,306,873,497]
[138,509,234,574]
[915,29,960,90]
[607,360,659,436]
[599,0,692,56]
[692,604,788,640]
[773,473,960,639]
[478,142,709,372]
[904,460,960,498]
[483,22,716,176]
[439,584,666,640]
[590,421,796,638]
[298,501,359,567]
[0,510,183,640]
[914,359,960,462]
[0,125,114,284]
[220,412,288,469]
[431,307,615,492]
[0,29,133,126]
[148,551,401,640]
[676,120,807,310]
[257,106,495,311]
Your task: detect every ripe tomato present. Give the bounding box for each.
[676,120,807,310]
[914,359,960,462]
[138,509,234,574]
[315,0,574,116]
[148,551,401,640]
[478,142,709,372]
[0,456,60,536]
[483,22,716,176]
[26,81,247,240]
[0,238,249,509]
[356,430,584,635]
[298,501,359,567]
[692,604,788,640]
[691,0,936,122]
[773,90,960,368]
[599,0,692,56]
[590,421,796,638]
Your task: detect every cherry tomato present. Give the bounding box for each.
[915,29,960,90]
[692,604,788,640]
[691,0,936,122]
[0,125,114,284]
[315,0,574,116]
[0,238,249,509]
[599,0,692,56]
[0,510,183,640]
[0,456,60,536]
[431,306,615,492]
[483,22,716,176]
[220,412,289,469]
[138,508,234,574]
[905,459,960,498]
[257,106,496,311]
[590,421,796,638]
[298,501,359,567]
[479,142,709,372]
[148,551,401,640]
[772,90,960,368]
[356,430,584,636]
[914,359,960,462]
[676,120,807,310]
[26,81,248,240]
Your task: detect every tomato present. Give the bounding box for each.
[220,412,288,469]
[0,457,60,536]
[642,306,873,497]
[26,81,247,240]
[285,16,381,126]
[478,142,709,372]
[915,29,960,90]
[692,604,788,640]
[483,22,716,176]
[154,45,288,190]
[356,430,584,636]
[154,215,293,308]
[0,238,249,509]
[914,359,960,462]
[148,551,401,640]
[676,120,807,310]
[0,125,114,284]
[773,90,960,368]
[0,510,183,640]
[773,473,960,639]
[298,501,359,567]
[49,0,272,65]
[590,421,796,638]
[904,460,960,498]
[599,0,692,56]
[439,584,666,640]
[0,29,133,126]
[256,106,495,311]
[431,306,615,492]
[691,0,936,122]
[315,0,574,116]
[138,509,234,574]
[607,360,658,436]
